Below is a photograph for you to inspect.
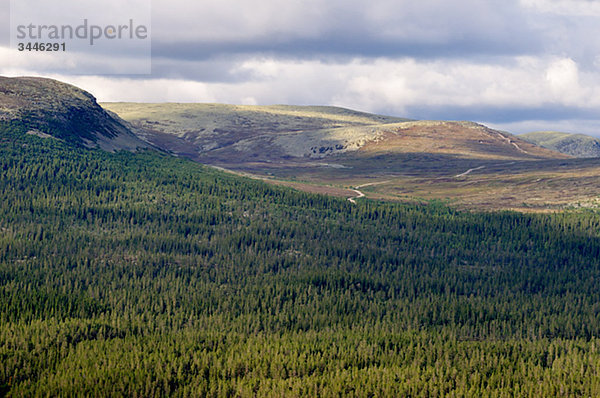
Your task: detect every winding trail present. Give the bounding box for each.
[495,132,529,154]
[454,161,518,179]
[347,190,365,204]
[454,165,486,178]
[347,180,391,203]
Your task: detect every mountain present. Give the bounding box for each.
[0,76,151,151]
[520,131,600,158]
[103,103,561,164]
[101,102,411,161]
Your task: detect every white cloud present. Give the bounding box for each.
[0,46,150,76]
[72,77,216,103]
[14,55,594,114]
[545,58,582,103]
[521,0,600,16]
[0,73,215,103]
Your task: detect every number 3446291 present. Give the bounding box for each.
[18,43,66,51]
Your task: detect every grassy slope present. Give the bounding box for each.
[521,131,600,158]
[520,131,573,146]
[103,103,559,162]
[102,102,411,161]
[101,103,409,129]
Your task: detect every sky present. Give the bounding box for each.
[2,0,600,135]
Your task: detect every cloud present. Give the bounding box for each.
[150,0,541,62]
[61,75,216,103]
[0,0,8,46]
[25,55,597,115]
[0,46,150,76]
[5,0,150,74]
[545,58,582,103]
[3,0,600,136]
[521,0,600,16]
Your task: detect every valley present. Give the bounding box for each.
[103,102,600,211]
[2,76,600,396]
[2,76,599,211]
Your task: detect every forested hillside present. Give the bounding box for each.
[1,121,600,396]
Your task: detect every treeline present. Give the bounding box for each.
[1,122,600,396]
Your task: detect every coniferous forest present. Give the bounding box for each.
[2,121,600,396]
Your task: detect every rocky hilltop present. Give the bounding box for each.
[0,76,150,151]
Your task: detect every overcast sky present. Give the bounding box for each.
[2,0,600,135]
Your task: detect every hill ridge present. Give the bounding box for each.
[520,131,600,158]
[0,76,151,152]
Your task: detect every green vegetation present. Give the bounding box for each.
[2,121,600,396]
[521,131,600,158]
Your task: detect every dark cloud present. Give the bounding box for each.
[148,0,543,66]
[150,56,255,82]
[151,32,541,64]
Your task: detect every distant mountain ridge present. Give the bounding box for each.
[0,76,150,152]
[102,102,564,166]
[520,131,600,158]
[101,102,412,161]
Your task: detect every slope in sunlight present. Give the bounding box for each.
[103,103,566,165]
[104,100,596,211]
[101,102,411,161]
[359,121,568,160]
[521,131,600,158]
